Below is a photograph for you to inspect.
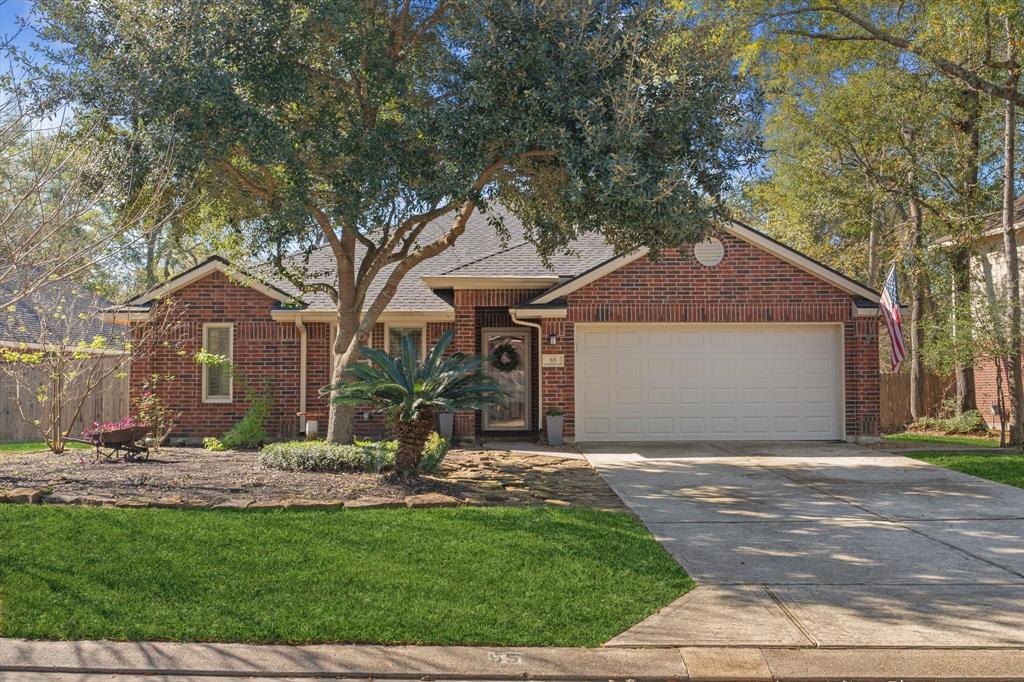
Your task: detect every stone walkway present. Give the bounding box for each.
[581,441,1024,649]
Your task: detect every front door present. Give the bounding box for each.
[482,328,531,431]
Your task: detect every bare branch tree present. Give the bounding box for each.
[0,282,182,452]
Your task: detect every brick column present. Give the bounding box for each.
[844,318,880,440]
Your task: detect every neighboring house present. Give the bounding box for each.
[958,197,1024,428]
[104,208,883,443]
[1,270,126,442]
[0,269,118,350]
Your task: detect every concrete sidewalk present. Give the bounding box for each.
[2,638,1024,681]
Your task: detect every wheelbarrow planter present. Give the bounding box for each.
[71,425,153,462]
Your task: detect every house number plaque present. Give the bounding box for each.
[541,354,565,368]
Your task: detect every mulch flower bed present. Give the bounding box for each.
[0,447,625,511]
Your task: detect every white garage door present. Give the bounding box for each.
[575,324,841,441]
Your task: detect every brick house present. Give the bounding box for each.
[949,196,1024,428]
[105,209,883,443]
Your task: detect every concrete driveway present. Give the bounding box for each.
[581,441,1024,648]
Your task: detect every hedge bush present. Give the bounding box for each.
[258,441,388,473]
[258,434,449,474]
[908,409,988,435]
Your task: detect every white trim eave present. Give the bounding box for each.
[101,311,151,324]
[128,260,292,305]
[270,309,456,323]
[934,222,1024,247]
[854,305,880,318]
[531,250,649,304]
[531,222,880,305]
[0,340,127,356]
[508,306,568,319]
[421,275,561,290]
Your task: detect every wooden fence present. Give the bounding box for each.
[880,371,954,432]
[0,358,130,443]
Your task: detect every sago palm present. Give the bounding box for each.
[330,329,507,479]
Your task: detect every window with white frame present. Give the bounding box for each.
[386,324,425,360]
[202,323,233,403]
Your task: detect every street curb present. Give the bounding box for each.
[2,639,1024,681]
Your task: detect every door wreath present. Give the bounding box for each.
[492,342,521,372]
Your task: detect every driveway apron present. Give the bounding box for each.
[581,442,1024,648]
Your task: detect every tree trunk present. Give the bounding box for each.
[867,214,879,289]
[953,87,980,414]
[325,301,361,444]
[952,246,977,413]
[908,195,925,421]
[1000,64,1023,447]
[144,228,160,288]
[392,412,436,480]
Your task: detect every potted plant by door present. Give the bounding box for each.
[546,408,565,446]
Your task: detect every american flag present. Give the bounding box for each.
[880,265,906,372]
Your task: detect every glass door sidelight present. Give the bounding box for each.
[482,328,531,430]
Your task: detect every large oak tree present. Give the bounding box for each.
[35,0,760,441]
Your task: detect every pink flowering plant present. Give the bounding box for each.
[82,416,147,445]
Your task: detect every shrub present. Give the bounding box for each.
[207,395,271,451]
[354,438,398,473]
[417,432,450,473]
[908,409,988,435]
[259,440,392,473]
[258,434,448,475]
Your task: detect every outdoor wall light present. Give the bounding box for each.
[549,334,557,345]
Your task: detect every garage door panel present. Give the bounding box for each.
[612,330,638,344]
[616,358,641,377]
[647,416,674,434]
[678,387,704,405]
[581,358,611,378]
[648,331,675,348]
[576,324,840,441]
[647,357,675,376]
[648,387,674,404]
[615,387,643,406]
[711,387,737,405]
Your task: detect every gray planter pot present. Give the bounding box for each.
[437,412,454,440]
[546,414,564,447]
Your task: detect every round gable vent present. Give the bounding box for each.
[694,237,724,267]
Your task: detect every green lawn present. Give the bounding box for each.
[883,432,1001,448]
[0,440,90,454]
[908,452,1024,489]
[0,505,692,646]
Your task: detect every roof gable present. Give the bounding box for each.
[530,221,879,305]
[126,256,296,306]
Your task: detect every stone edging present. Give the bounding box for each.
[0,488,466,510]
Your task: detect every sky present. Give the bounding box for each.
[2,1,39,54]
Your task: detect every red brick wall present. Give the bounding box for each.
[845,318,880,438]
[537,236,880,440]
[130,271,301,440]
[974,356,1017,428]
[131,274,459,442]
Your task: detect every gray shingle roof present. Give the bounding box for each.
[268,205,616,312]
[1,269,120,347]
